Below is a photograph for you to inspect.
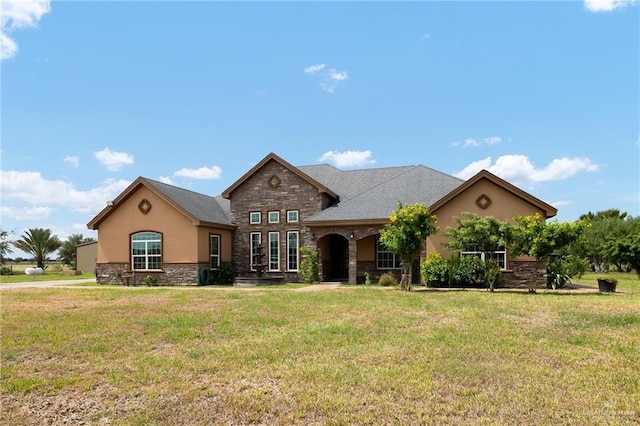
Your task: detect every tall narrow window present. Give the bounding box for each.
[210,234,220,268]
[131,232,162,271]
[376,236,400,269]
[287,231,299,271]
[250,232,262,270]
[269,232,280,271]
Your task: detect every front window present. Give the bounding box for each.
[268,211,280,223]
[460,245,507,270]
[269,232,280,271]
[250,212,261,224]
[377,236,401,269]
[287,231,299,271]
[131,232,162,270]
[250,232,262,270]
[287,210,299,223]
[210,234,220,268]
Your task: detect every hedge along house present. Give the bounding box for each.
[88,152,557,287]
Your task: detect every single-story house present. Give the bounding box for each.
[87,152,557,287]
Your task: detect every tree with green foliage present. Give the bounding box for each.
[511,214,585,292]
[602,215,640,276]
[0,228,13,266]
[59,234,95,269]
[444,213,512,292]
[11,228,62,269]
[379,202,438,291]
[575,209,632,272]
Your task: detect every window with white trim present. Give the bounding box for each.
[287,210,299,223]
[250,212,261,224]
[250,232,262,270]
[376,236,401,269]
[268,211,280,223]
[210,234,220,268]
[131,232,162,271]
[268,232,280,271]
[287,231,299,271]
[460,245,507,270]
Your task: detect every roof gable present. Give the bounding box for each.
[221,153,338,199]
[428,169,558,219]
[87,177,233,230]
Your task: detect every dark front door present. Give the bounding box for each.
[326,234,348,281]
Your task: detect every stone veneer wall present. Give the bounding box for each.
[95,263,202,286]
[229,160,325,278]
[502,260,546,289]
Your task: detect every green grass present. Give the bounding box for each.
[579,271,640,294]
[1,281,639,425]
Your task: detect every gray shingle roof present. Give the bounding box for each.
[298,164,464,222]
[144,178,232,226]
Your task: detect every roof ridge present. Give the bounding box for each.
[144,177,219,199]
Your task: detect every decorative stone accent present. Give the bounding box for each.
[138,199,152,214]
[95,263,203,286]
[502,260,546,289]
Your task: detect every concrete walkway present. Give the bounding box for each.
[0,278,97,289]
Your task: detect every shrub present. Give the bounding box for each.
[450,256,484,288]
[378,272,399,287]
[142,275,156,286]
[421,253,448,287]
[216,262,235,284]
[300,247,320,283]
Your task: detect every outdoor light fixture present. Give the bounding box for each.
[350,231,355,239]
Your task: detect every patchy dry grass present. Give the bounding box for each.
[2,284,639,425]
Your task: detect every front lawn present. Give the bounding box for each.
[2,284,639,424]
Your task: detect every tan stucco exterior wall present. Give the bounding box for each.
[96,186,231,267]
[427,178,546,262]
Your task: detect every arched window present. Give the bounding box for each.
[131,232,162,270]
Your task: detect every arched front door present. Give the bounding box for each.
[319,234,349,282]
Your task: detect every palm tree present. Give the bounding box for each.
[12,228,62,268]
[59,234,95,269]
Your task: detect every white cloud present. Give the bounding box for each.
[304,64,326,74]
[1,0,51,60]
[552,200,574,207]
[318,150,376,168]
[464,138,480,147]
[93,148,134,171]
[483,136,502,145]
[158,176,174,185]
[585,0,636,12]
[174,166,222,180]
[305,63,349,93]
[0,170,131,217]
[0,205,55,221]
[64,155,79,168]
[455,154,599,184]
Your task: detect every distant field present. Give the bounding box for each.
[1,276,638,425]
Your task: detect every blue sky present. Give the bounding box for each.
[1,0,638,257]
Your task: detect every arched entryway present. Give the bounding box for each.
[318,234,349,282]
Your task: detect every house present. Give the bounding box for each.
[88,152,557,287]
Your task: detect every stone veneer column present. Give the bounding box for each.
[348,238,357,284]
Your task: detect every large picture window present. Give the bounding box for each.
[269,232,280,271]
[210,234,220,268]
[376,236,401,269]
[131,232,162,270]
[287,231,299,271]
[460,245,507,270]
[250,232,262,270]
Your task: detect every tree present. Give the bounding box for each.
[444,213,512,292]
[379,202,438,291]
[511,214,585,292]
[0,228,13,266]
[575,209,631,272]
[11,228,62,269]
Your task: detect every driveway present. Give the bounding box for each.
[0,278,97,290]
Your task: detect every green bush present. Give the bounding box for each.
[421,253,448,287]
[216,262,235,284]
[450,256,484,288]
[378,272,399,287]
[300,247,320,283]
